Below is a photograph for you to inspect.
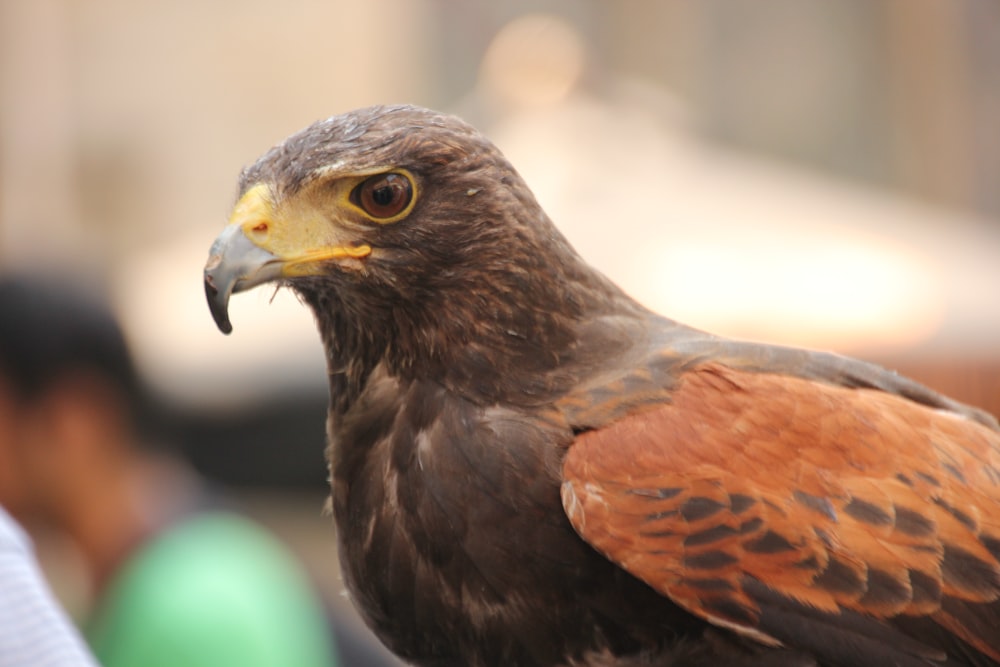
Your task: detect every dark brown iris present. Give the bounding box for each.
[352,172,413,220]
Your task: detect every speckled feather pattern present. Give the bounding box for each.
[563,363,1000,666]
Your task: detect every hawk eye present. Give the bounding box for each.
[352,172,414,221]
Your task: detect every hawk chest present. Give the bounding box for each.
[326,381,606,663]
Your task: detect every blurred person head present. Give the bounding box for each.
[0,275,156,586]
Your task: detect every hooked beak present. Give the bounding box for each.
[204,183,373,334]
[203,223,283,334]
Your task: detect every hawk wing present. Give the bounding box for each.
[561,362,1000,666]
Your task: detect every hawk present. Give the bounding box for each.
[205,105,1000,667]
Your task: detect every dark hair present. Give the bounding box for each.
[0,275,142,415]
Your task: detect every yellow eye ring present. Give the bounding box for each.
[349,170,417,223]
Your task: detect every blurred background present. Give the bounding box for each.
[1,0,999,662]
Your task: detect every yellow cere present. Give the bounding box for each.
[228,182,372,277]
[231,183,276,243]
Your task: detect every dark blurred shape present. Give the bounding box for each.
[161,392,330,489]
[0,276,140,405]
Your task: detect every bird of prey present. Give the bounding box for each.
[204,105,1000,667]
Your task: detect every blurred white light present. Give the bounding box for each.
[479,13,585,108]
[631,233,946,351]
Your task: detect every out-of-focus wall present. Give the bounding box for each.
[4,2,999,268]
[602,1,1000,218]
[0,0,435,272]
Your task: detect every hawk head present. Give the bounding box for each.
[204,105,634,404]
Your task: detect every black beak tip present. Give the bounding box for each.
[204,274,233,335]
